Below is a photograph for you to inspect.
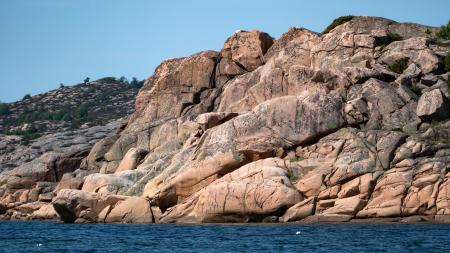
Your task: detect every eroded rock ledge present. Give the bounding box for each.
[1,16,450,224]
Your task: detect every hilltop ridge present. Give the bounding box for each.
[0,80,141,136]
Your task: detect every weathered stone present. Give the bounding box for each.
[54,173,84,193]
[416,89,450,121]
[52,189,124,223]
[32,204,57,219]
[115,148,148,173]
[281,197,316,222]
[158,158,301,223]
[435,215,450,223]
[195,112,238,130]
[379,37,439,74]
[221,30,273,71]
[437,176,450,215]
[322,196,367,216]
[318,185,341,200]
[338,174,374,199]
[82,171,143,195]
[357,168,412,218]
[103,197,153,223]
[296,173,324,198]
[301,214,352,223]
[13,202,47,214]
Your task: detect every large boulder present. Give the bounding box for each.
[159,158,302,223]
[102,197,153,223]
[207,93,345,156]
[143,151,245,212]
[81,171,144,194]
[53,172,85,193]
[221,30,273,72]
[52,189,124,223]
[357,168,413,218]
[281,197,316,222]
[348,78,420,130]
[0,150,89,191]
[322,196,367,216]
[437,174,450,215]
[402,161,445,216]
[32,204,58,219]
[378,37,439,74]
[416,89,450,121]
[115,148,148,173]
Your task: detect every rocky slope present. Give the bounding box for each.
[0,81,139,173]
[0,81,136,219]
[0,81,139,135]
[1,16,450,224]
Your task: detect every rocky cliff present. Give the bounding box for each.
[1,16,450,224]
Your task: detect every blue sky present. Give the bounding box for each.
[0,0,449,102]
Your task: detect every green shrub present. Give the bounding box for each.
[387,32,403,42]
[289,156,303,163]
[322,15,354,34]
[6,127,41,143]
[436,20,450,39]
[288,172,298,183]
[75,104,89,119]
[431,120,442,128]
[425,28,432,35]
[389,58,409,74]
[444,52,450,72]
[118,76,129,84]
[17,107,75,123]
[0,103,10,115]
[22,94,31,100]
[130,77,144,88]
[447,76,450,96]
[410,84,421,96]
[52,109,71,121]
[232,152,243,162]
[96,77,118,84]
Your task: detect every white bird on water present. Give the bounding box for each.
[296,231,301,235]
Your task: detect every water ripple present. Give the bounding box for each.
[0,221,449,252]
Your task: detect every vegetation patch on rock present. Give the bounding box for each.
[387,32,403,42]
[389,58,409,74]
[322,15,354,34]
[436,20,450,39]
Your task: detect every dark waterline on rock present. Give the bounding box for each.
[0,221,449,253]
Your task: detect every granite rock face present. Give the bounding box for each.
[2,16,450,223]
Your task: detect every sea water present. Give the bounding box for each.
[0,221,449,252]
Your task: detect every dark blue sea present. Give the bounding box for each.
[0,221,449,252]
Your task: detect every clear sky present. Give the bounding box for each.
[0,0,449,102]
